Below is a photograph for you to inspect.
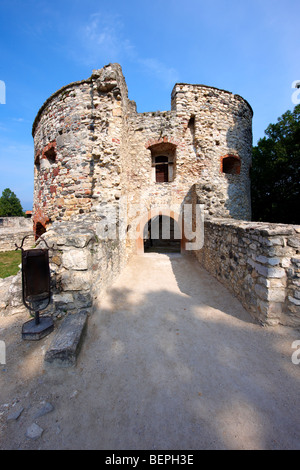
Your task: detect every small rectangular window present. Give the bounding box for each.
[156,164,168,182]
[221,155,241,175]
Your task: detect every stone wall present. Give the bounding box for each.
[170,83,252,220]
[32,63,253,245]
[0,232,33,252]
[28,62,300,330]
[192,217,300,327]
[35,213,127,318]
[32,64,130,235]
[0,273,23,313]
[0,217,32,230]
[0,217,33,251]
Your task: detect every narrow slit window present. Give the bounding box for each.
[188,116,195,131]
[34,153,40,170]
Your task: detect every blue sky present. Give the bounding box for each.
[0,0,299,211]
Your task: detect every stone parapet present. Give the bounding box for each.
[0,231,34,252]
[192,217,300,326]
[34,213,128,318]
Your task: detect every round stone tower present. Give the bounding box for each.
[32,63,253,240]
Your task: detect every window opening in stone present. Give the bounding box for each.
[143,215,181,253]
[155,156,169,183]
[155,156,168,164]
[156,165,168,183]
[44,147,56,164]
[188,116,195,131]
[35,154,40,170]
[222,155,241,175]
[149,142,176,183]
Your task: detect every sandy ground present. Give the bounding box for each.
[0,253,299,450]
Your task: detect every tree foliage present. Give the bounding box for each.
[0,188,24,217]
[251,104,300,224]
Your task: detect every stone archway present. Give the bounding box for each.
[144,215,181,253]
[135,208,186,255]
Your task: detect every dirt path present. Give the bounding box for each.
[1,253,299,450]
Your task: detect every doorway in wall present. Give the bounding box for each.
[143,215,181,253]
[35,222,46,240]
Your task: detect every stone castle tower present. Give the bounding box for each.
[32,63,253,247]
[29,64,300,329]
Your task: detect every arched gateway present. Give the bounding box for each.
[135,209,186,254]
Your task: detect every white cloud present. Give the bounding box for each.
[73,12,179,89]
[73,12,126,66]
[138,58,179,89]
[82,13,122,61]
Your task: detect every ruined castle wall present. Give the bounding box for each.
[32,64,131,235]
[0,217,33,251]
[31,65,137,314]
[31,214,127,317]
[123,82,252,244]
[32,79,94,232]
[30,64,258,323]
[193,217,300,327]
[171,84,253,220]
[33,65,253,254]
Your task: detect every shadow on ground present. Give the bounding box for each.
[1,253,299,450]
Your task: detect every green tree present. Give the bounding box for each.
[0,188,24,217]
[251,104,300,224]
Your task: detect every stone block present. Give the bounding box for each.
[281,257,291,268]
[62,249,90,270]
[52,292,74,310]
[267,288,286,302]
[254,284,268,300]
[294,290,300,299]
[267,267,286,278]
[288,296,300,306]
[44,310,88,367]
[287,237,300,248]
[26,423,44,439]
[254,284,285,302]
[61,270,91,291]
[247,258,268,277]
[73,292,93,308]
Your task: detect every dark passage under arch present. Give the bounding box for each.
[143,215,181,253]
[35,222,46,240]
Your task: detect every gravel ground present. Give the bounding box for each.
[0,253,299,450]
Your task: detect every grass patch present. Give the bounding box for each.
[0,251,21,278]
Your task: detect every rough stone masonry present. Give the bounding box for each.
[3,62,298,330]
